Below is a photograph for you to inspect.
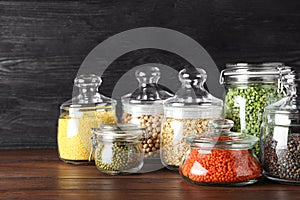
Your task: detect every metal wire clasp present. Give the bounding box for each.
[219,69,225,85]
[277,66,288,94]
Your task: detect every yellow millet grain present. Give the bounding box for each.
[58,118,91,161]
[95,110,117,124]
[57,110,116,161]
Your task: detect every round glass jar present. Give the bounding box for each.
[121,66,173,158]
[179,119,262,186]
[161,67,223,171]
[220,63,291,157]
[90,124,144,175]
[57,74,117,164]
[261,70,300,185]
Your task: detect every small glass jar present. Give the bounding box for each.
[90,124,144,175]
[57,74,117,164]
[179,119,262,186]
[161,67,223,171]
[220,63,291,157]
[121,66,173,158]
[261,70,300,185]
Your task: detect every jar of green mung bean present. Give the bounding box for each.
[219,63,291,157]
[90,124,144,175]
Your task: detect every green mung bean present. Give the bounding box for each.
[95,141,142,173]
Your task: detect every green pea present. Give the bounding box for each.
[224,83,284,158]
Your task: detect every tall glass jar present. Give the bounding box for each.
[179,119,262,186]
[121,66,173,158]
[261,70,300,184]
[161,67,223,171]
[57,74,117,164]
[220,63,291,157]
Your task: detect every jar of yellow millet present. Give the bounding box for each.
[57,74,117,164]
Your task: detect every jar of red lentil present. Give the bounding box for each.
[261,69,300,185]
[57,74,117,164]
[121,66,173,158]
[161,67,223,171]
[179,119,262,186]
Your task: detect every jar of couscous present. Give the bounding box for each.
[57,74,117,164]
[161,67,223,171]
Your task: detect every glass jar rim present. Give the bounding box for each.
[185,119,258,149]
[91,124,145,141]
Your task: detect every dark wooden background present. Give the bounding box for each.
[1,0,300,149]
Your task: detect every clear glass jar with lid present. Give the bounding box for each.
[90,124,144,175]
[161,67,223,171]
[219,62,291,157]
[179,119,262,186]
[121,66,173,158]
[57,74,117,164]
[261,69,300,184]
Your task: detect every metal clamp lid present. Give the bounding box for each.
[219,63,291,92]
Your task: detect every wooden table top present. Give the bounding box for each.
[0,150,299,200]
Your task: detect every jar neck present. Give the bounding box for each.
[78,87,101,103]
[177,79,208,100]
[184,79,204,89]
[138,77,159,87]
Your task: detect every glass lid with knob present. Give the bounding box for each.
[61,74,116,111]
[163,67,223,119]
[121,65,173,115]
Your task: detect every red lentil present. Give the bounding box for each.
[180,148,262,184]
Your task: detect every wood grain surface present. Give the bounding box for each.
[0,0,300,149]
[0,150,299,200]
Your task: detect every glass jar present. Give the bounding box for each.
[220,63,291,157]
[161,67,223,171]
[121,66,173,158]
[90,124,144,175]
[57,74,117,164]
[179,119,262,186]
[261,70,300,185]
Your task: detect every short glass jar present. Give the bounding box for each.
[261,70,300,184]
[90,124,144,175]
[57,74,117,164]
[121,66,173,158]
[179,119,262,186]
[161,67,223,171]
[220,63,291,157]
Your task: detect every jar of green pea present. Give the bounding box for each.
[219,63,291,158]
